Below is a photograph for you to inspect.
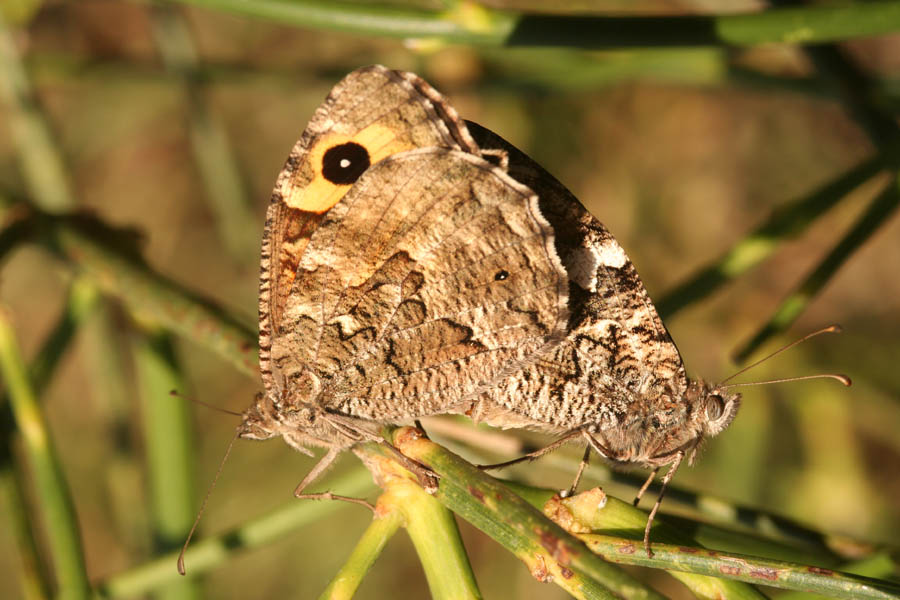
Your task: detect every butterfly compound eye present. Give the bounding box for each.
[321,142,370,184]
[705,394,725,420]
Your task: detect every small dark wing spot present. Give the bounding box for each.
[494,270,509,281]
[322,142,370,184]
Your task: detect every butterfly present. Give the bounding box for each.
[241,65,744,555]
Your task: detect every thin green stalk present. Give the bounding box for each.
[0,309,89,600]
[31,278,101,392]
[83,299,148,553]
[132,328,200,600]
[352,447,482,599]
[777,553,900,599]
[22,211,258,376]
[734,176,900,361]
[603,474,839,561]
[554,489,899,599]
[318,510,403,600]
[162,0,900,47]
[0,13,73,212]
[657,148,897,318]
[0,278,99,598]
[730,35,900,360]
[805,44,900,152]
[583,536,900,600]
[0,210,37,262]
[387,429,663,600]
[1,278,100,445]
[150,6,257,263]
[543,489,765,599]
[95,467,373,598]
[21,46,844,99]
[397,478,481,599]
[503,480,843,570]
[1,466,50,600]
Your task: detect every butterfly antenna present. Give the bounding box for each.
[177,429,240,575]
[722,373,851,389]
[170,389,242,417]
[720,324,844,385]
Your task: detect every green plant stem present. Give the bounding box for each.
[395,477,481,599]
[318,510,403,600]
[132,328,200,600]
[0,279,100,598]
[541,489,766,599]
[0,309,89,600]
[22,46,851,99]
[734,175,900,361]
[0,466,50,600]
[583,536,900,600]
[387,429,663,600]
[657,148,898,318]
[87,299,148,555]
[18,212,258,376]
[150,6,257,263]
[95,467,373,598]
[160,0,900,47]
[0,13,73,212]
[553,489,899,599]
[777,553,900,599]
[0,279,99,598]
[805,44,900,152]
[730,37,900,359]
[0,278,100,443]
[502,479,841,570]
[352,446,483,599]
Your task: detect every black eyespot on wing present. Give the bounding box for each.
[494,270,509,281]
[322,142,370,184]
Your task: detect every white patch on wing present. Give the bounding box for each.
[593,239,628,269]
[566,246,599,290]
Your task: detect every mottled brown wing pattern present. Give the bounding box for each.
[270,148,569,420]
[463,122,689,442]
[259,66,479,397]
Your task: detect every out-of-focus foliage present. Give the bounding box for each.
[1,2,899,599]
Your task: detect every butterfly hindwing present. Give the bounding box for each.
[463,122,689,441]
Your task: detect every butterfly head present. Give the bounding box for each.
[679,380,741,463]
[238,391,344,456]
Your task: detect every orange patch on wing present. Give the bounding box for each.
[284,123,416,214]
[272,210,323,326]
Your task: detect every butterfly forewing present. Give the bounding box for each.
[270,148,569,419]
[259,66,478,397]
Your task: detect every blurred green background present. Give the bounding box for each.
[1,1,899,599]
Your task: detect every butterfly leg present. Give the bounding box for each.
[563,444,592,498]
[377,438,440,493]
[477,429,583,471]
[293,448,377,511]
[642,451,685,557]
[633,467,660,507]
[294,490,375,512]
